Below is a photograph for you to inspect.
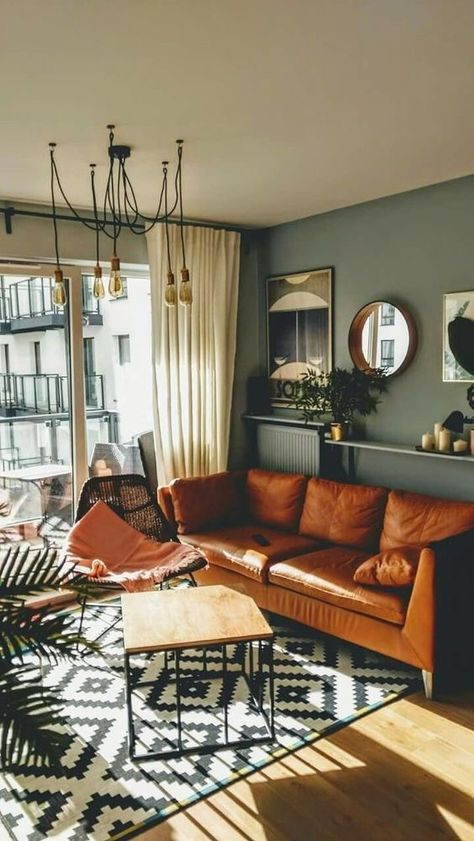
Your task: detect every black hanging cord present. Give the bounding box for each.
[163,164,172,274]
[122,160,167,235]
[90,164,100,265]
[108,153,119,256]
[177,142,187,269]
[42,131,206,253]
[49,145,61,267]
[51,154,112,237]
[121,159,140,227]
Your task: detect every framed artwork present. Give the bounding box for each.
[443,290,474,382]
[267,267,333,405]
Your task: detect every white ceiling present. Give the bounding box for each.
[1,0,474,227]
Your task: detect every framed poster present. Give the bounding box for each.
[443,290,474,382]
[267,267,333,405]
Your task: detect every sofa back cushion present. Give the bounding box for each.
[170,471,244,535]
[380,490,474,550]
[299,477,388,551]
[246,468,307,531]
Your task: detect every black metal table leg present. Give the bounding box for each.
[176,650,183,752]
[258,640,263,711]
[222,644,229,744]
[125,632,275,762]
[124,653,135,758]
[268,638,275,738]
[249,640,254,695]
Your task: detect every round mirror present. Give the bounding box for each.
[349,301,417,377]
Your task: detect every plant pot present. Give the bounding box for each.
[330,422,349,441]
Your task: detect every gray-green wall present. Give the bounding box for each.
[255,176,474,500]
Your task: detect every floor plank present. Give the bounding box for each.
[137,690,474,841]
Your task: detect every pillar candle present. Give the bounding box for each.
[471,430,474,456]
[453,439,468,453]
[434,422,443,449]
[438,429,451,452]
[421,433,435,450]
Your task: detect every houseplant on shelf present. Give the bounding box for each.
[291,366,388,439]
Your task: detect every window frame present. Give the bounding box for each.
[380,338,395,368]
[116,334,131,366]
[380,303,395,327]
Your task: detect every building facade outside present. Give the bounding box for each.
[0,271,152,544]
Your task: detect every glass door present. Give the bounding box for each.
[83,270,153,478]
[0,270,74,548]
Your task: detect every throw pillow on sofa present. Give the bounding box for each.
[246,468,307,531]
[170,471,244,535]
[353,546,421,587]
[380,489,474,550]
[299,477,388,552]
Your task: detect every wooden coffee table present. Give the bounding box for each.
[121,584,275,761]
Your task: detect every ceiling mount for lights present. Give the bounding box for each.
[107,125,131,161]
[48,125,191,308]
[108,145,131,161]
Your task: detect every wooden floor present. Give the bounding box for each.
[138,689,474,841]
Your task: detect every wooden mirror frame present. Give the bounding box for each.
[348,300,417,377]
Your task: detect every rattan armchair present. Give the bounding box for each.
[76,473,177,543]
[72,473,207,642]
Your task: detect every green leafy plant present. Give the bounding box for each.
[0,544,95,770]
[291,366,388,424]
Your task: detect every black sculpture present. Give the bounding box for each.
[448,316,474,375]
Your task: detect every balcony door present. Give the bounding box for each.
[0,263,153,548]
[0,266,87,548]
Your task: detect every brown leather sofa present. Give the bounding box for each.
[159,468,474,698]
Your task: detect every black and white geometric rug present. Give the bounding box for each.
[0,603,421,841]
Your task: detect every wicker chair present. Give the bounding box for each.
[73,473,206,642]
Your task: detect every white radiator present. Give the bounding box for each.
[256,422,321,475]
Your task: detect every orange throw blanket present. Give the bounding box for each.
[64,500,206,592]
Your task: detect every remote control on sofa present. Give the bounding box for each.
[252,533,271,546]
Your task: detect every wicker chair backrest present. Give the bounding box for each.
[75,474,177,543]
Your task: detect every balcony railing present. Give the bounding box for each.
[0,410,119,472]
[0,373,105,414]
[1,276,103,330]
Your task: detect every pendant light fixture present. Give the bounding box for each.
[49,143,67,308]
[90,163,105,299]
[48,127,190,308]
[177,142,192,306]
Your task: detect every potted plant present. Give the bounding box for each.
[291,366,388,439]
[0,545,94,769]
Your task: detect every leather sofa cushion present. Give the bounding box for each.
[299,478,388,551]
[380,490,474,551]
[354,546,421,587]
[170,471,244,534]
[182,524,322,583]
[246,468,307,531]
[268,546,409,624]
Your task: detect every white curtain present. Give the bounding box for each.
[147,224,241,484]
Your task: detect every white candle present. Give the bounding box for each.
[421,433,435,450]
[434,422,443,449]
[453,439,468,453]
[439,429,451,452]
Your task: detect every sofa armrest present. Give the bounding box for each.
[404,527,474,689]
[157,485,177,532]
[403,547,436,671]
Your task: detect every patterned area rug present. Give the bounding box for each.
[0,601,421,840]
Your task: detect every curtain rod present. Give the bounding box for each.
[0,204,246,236]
